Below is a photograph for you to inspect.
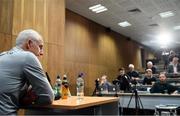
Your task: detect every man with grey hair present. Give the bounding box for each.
[127,64,140,84]
[0,29,54,115]
[146,61,157,74]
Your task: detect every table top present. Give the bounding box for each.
[117,93,180,97]
[98,92,180,97]
[42,96,119,110]
[155,104,179,109]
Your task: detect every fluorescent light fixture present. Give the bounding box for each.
[118,21,131,27]
[159,11,175,18]
[89,4,108,13]
[92,6,105,12]
[173,25,180,30]
[96,8,108,13]
[89,4,101,10]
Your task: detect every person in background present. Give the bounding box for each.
[150,72,178,94]
[116,68,131,92]
[146,61,157,74]
[0,29,54,115]
[167,56,180,74]
[100,75,112,88]
[168,50,176,64]
[143,69,156,85]
[127,64,140,84]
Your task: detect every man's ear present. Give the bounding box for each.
[27,39,33,49]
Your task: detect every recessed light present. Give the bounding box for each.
[118,21,131,27]
[89,4,108,14]
[159,11,175,18]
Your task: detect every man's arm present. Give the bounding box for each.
[23,53,54,105]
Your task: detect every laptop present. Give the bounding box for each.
[108,85,120,93]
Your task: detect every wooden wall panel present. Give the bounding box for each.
[47,0,65,84]
[47,44,64,84]
[0,0,13,34]
[47,0,64,45]
[12,0,23,35]
[65,10,155,95]
[0,33,12,52]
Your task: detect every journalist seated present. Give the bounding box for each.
[167,56,180,74]
[99,75,112,90]
[150,72,178,94]
[143,69,157,85]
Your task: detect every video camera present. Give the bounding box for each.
[112,79,120,85]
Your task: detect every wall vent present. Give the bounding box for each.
[128,8,141,13]
[149,24,159,27]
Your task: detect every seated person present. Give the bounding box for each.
[150,72,178,94]
[167,56,180,74]
[99,75,112,90]
[168,50,176,64]
[115,67,131,92]
[146,61,157,74]
[127,64,140,84]
[143,69,157,85]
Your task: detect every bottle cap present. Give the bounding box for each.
[78,73,84,77]
[57,75,60,79]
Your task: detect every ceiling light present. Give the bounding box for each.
[95,8,108,13]
[159,11,175,18]
[89,4,101,10]
[118,21,131,27]
[89,4,108,14]
[92,6,105,12]
[157,32,172,46]
[173,25,180,30]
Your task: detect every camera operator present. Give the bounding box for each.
[115,67,131,92]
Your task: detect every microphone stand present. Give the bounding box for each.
[92,79,101,96]
[114,83,119,97]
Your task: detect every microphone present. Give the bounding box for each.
[45,72,52,87]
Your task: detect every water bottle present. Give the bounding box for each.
[76,73,84,100]
[56,75,62,87]
[53,75,61,100]
[61,74,71,99]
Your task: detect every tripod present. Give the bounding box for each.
[127,86,144,115]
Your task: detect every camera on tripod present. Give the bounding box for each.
[112,79,120,86]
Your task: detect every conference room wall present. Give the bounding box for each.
[0,0,65,86]
[65,10,155,95]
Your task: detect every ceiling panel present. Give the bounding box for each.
[66,0,180,50]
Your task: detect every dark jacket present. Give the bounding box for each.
[117,74,131,92]
[143,76,156,85]
[145,66,157,74]
[167,64,180,73]
[150,82,177,94]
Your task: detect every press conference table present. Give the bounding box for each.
[23,96,119,115]
[118,93,180,110]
